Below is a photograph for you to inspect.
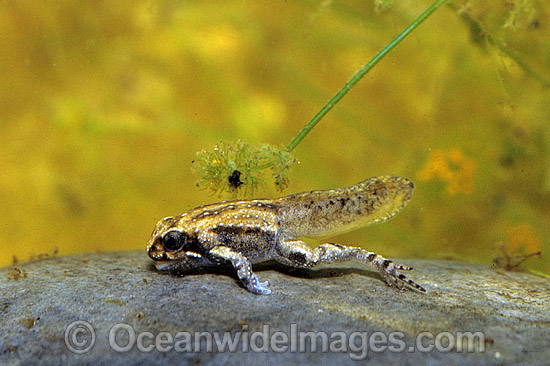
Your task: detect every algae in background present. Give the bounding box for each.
[0,0,548,276]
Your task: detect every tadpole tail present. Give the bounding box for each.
[276,175,414,238]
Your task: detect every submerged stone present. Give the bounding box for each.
[0,252,549,365]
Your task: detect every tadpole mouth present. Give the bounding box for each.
[147,238,168,261]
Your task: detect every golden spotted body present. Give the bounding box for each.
[147,175,425,294]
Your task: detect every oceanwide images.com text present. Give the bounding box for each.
[65,321,485,360]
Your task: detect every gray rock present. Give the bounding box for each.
[1,252,549,365]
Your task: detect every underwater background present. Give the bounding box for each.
[1,0,549,275]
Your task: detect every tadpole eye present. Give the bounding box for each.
[162,230,187,252]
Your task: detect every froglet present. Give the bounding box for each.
[147,175,425,295]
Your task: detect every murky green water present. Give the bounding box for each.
[1,0,548,277]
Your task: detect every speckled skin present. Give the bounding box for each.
[147,175,425,294]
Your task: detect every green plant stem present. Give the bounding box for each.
[285,0,448,153]
[448,2,550,89]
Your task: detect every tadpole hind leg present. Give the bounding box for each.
[275,239,426,292]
